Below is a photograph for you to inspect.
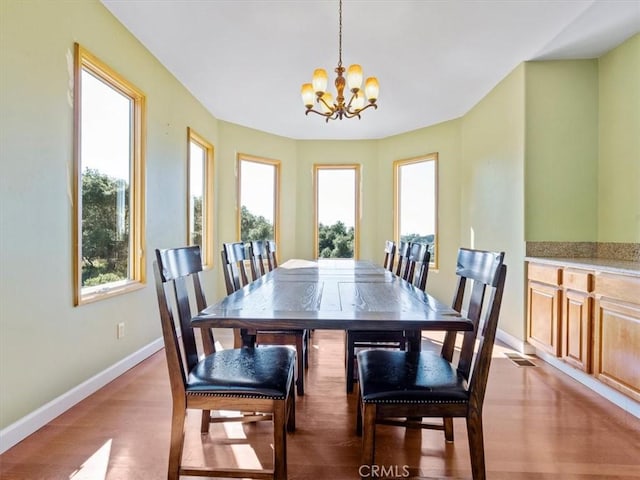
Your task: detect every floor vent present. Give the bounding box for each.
[505,352,536,367]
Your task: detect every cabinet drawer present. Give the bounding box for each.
[528,263,562,286]
[595,272,640,304]
[564,268,593,293]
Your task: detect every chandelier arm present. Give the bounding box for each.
[317,95,336,112]
[305,108,332,118]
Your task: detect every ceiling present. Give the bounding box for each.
[101,0,640,141]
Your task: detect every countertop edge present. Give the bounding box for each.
[525,256,640,275]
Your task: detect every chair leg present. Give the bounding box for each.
[287,380,296,433]
[444,417,454,442]
[466,410,486,480]
[296,336,305,396]
[200,410,211,433]
[273,400,288,480]
[360,403,377,479]
[346,333,355,393]
[355,386,363,435]
[168,407,186,480]
[304,330,310,369]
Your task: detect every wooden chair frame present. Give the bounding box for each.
[356,248,507,480]
[154,246,295,480]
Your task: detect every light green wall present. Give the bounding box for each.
[0,0,220,428]
[377,120,462,303]
[461,65,527,341]
[598,34,640,242]
[524,60,599,241]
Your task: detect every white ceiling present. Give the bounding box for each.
[101,0,640,140]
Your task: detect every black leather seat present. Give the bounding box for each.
[357,350,468,403]
[187,347,295,398]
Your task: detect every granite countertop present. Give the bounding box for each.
[525,256,640,275]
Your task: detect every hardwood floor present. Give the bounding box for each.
[1,330,639,479]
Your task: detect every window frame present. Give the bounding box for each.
[313,164,361,260]
[236,153,281,249]
[187,128,214,268]
[393,153,439,269]
[73,43,146,305]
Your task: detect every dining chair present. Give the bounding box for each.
[356,248,507,480]
[266,240,279,271]
[222,242,308,396]
[153,246,295,480]
[393,240,409,276]
[382,240,396,271]
[248,239,269,280]
[344,242,430,393]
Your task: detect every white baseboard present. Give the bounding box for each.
[0,338,164,454]
[496,328,535,354]
[495,329,639,418]
[533,348,640,419]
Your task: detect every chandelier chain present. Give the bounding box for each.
[338,0,343,68]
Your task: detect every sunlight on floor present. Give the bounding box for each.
[68,439,111,480]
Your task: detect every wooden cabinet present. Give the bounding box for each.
[560,269,593,372]
[527,263,562,355]
[594,273,640,402]
[527,260,640,403]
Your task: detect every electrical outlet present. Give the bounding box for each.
[117,322,125,339]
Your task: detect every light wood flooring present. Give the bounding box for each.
[1,330,639,479]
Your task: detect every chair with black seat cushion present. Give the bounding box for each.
[222,242,308,396]
[402,243,431,351]
[394,240,409,276]
[249,240,269,280]
[154,246,295,480]
[356,248,507,480]
[266,240,279,271]
[382,240,396,271]
[344,242,430,393]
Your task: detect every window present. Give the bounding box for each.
[313,164,360,259]
[187,128,214,267]
[394,154,438,268]
[73,44,146,305]
[237,154,280,244]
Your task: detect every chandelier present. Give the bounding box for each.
[301,0,379,121]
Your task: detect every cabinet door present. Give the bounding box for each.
[561,289,592,372]
[594,272,640,402]
[528,281,561,356]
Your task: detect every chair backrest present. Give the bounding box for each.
[402,242,430,290]
[382,240,396,271]
[442,248,506,407]
[153,246,215,397]
[221,242,251,294]
[266,240,278,271]
[394,241,409,276]
[248,240,268,281]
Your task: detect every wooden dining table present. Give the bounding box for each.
[192,259,473,352]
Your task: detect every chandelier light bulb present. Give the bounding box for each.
[312,69,328,95]
[301,83,315,108]
[365,77,379,102]
[351,90,365,111]
[346,64,363,91]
